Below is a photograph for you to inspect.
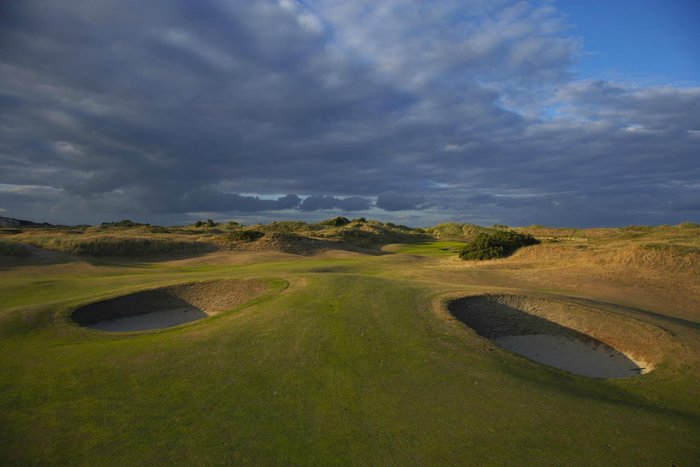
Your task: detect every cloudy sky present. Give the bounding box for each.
[1,0,698,227]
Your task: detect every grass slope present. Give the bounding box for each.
[1,226,699,465]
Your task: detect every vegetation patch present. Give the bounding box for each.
[642,243,700,255]
[0,240,31,257]
[225,229,265,242]
[459,230,540,260]
[319,216,351,227]
[100,219,149,228]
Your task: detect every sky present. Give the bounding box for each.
[0,0,698,227]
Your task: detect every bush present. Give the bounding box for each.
[226,230,265,242]
[319,216,351,227]
[459,230,540,260]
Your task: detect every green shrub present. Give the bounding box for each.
[459,230,540,260]
[319,216,351,227]
[226,230,265,242]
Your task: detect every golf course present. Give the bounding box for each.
[1,220,699,465]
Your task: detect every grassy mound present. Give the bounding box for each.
[19,235,212,257]
[427,222,489,240]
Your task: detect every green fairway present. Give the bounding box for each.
[384,240,467,257]
[1,239,699,466]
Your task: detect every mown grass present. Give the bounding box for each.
[1,231,699,465]
[387,240,467,257]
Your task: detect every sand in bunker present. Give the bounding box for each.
[89,307,207,332]
[494,334,640,378]
[448,294,651,378]
[73,279,266,332]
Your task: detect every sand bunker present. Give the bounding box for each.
[448,294,661,378]
[72,279,266,332]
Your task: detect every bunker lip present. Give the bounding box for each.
[72,278,267,332]
[447,294,662,378]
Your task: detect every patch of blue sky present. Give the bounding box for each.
[557,0,700,85]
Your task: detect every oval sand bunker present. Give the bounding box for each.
[72,279,267,332]
[448,294,658,378]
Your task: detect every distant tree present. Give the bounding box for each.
[206,219,216,227]
[194,220,205,228]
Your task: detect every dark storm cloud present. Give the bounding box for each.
[375,192,427,212]
[183,191,302,213]
[0,0,698,226]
